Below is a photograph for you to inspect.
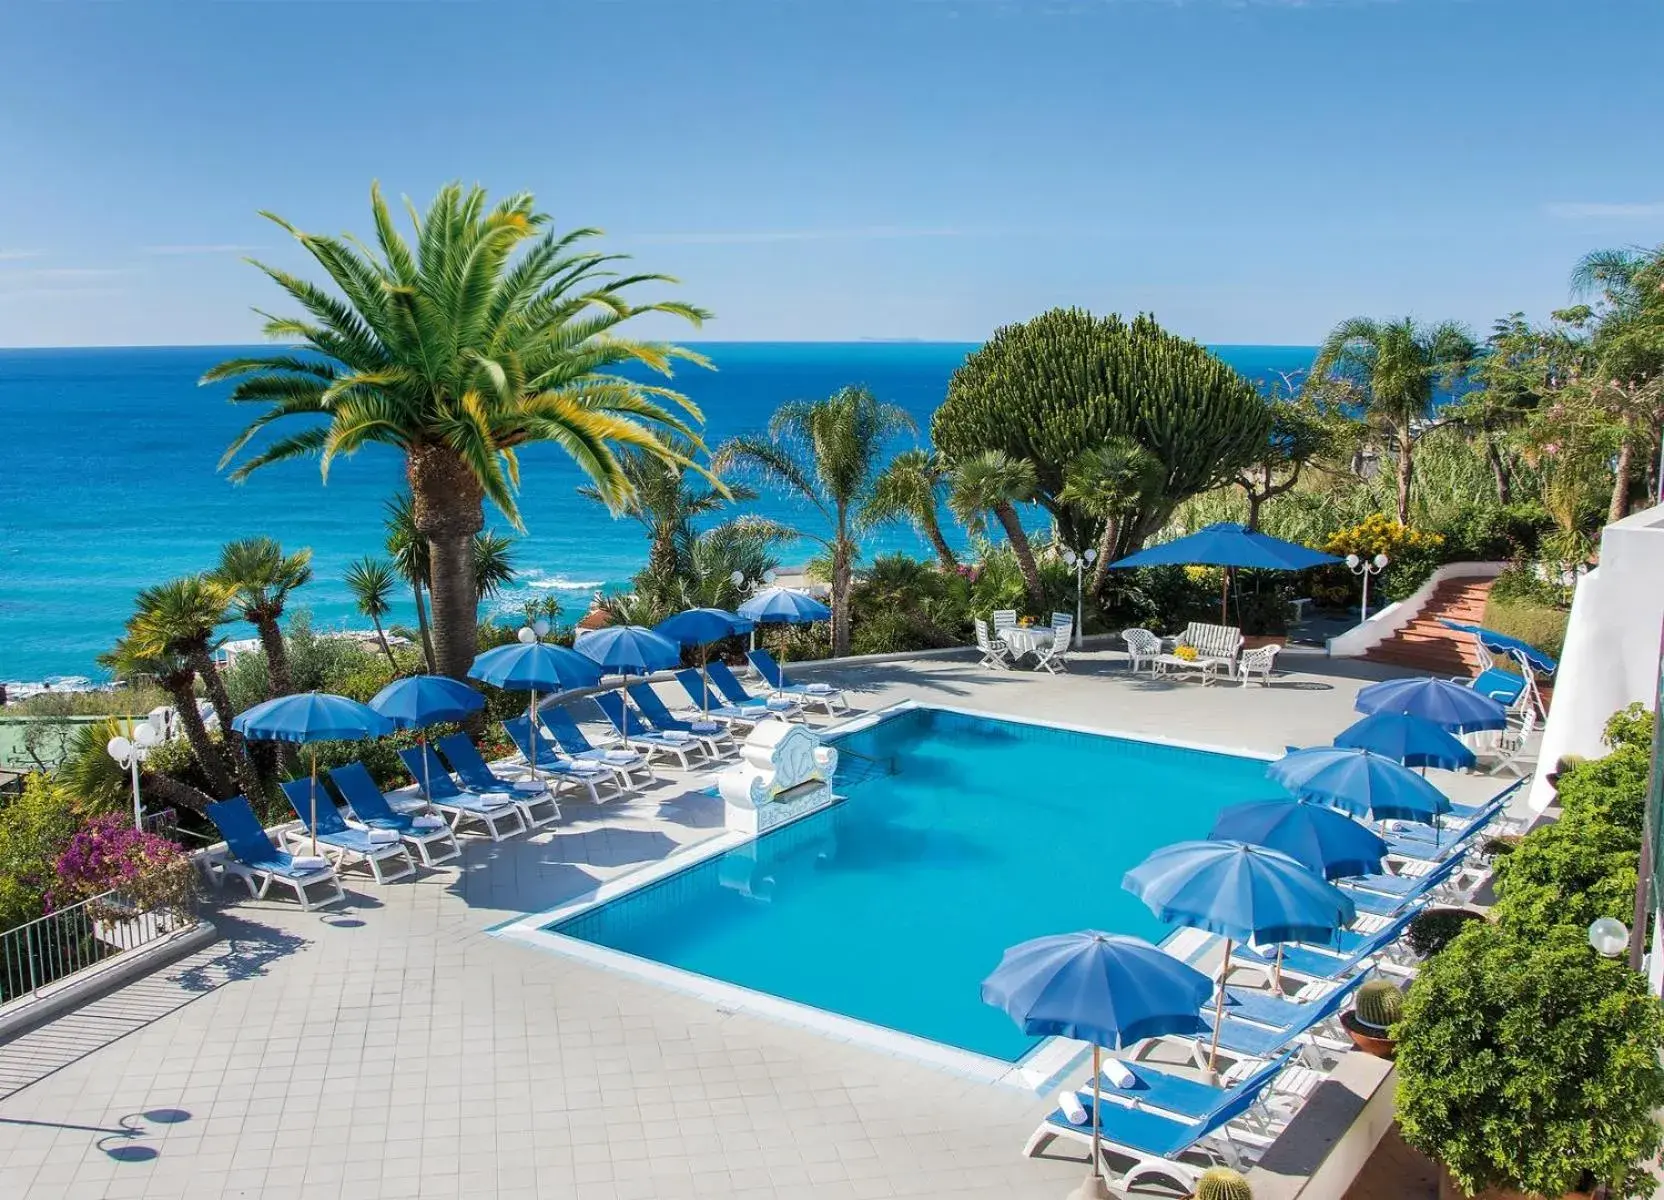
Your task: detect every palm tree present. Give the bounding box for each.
[210,537,312,697]
[344,556,402,671]
[207,182,711,681]
[578,435,749,588]
[715,386,915,657]
[1313,317,1478,524]
[472,531,519,603]
[385,492,437,672]
[869,448,958,570]
[131,576,264,800]
[99,634,237,800]
[1058,438,1162,593]
[949,450,1044,607]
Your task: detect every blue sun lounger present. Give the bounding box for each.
[746,649,848,714]
[204,796,345,910]
[593,691,710,769]
[1229,916,1418,988]
[539,708,655,790]
[498,718,617,803]
[280,779,416,884]
[396,745,530,840]
[326,762,460,867]
[672,668,789,730]
[1386,795,1509,859]
[1024,1045,1288,1194]
[1182,971,1367,1067]
[702,661,800,717]
[624,683,737,757]
[1087,1050,1297,1124]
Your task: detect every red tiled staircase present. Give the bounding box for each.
[1361,578,1493,677]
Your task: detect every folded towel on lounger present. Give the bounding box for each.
[804,683,835,694]
[1058,1091,1088,1126]
[366,828,400,844]
[412,815,445,830]
[766,697,794,710]
[474,792,513,807]
[512,780,545,793]
[289,856,329,873]
[568,760,605,773]
[660,731,692,743]
[690,721,722,735]
[604,750,638,764]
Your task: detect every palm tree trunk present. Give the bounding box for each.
[830,519,854,657]
[369,615,400,673]
[922,514,958,571]
[162,674,237,798]
[192,650,264,800]
[1393,430,1414,525]
[140,769,217,818]
[994,503,1044,608]
[255,617,292,697]
[409,445,485,680]
[411,583,437,673]
[1090,516,1119,595]
[1609,429,1635,524]
[1483,436,1513,505]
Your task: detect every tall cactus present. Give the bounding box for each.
[932,308,1272,555]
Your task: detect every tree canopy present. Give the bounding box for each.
[931,309,1271,554]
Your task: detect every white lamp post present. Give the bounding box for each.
[1344,553,1389,627]
[106,719,162,830]
[1588,916,1629,958]
[1060,547,1097,649]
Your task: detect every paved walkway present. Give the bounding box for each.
[0,649,1511,1199]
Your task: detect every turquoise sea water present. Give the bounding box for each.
[0,343,1315,682]
[555,706,1274,1062]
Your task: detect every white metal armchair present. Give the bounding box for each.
[1122,628,1162,674]
[1237,644,1280,687]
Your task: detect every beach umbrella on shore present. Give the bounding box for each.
[1123,839,1355,1070]
[470,637,603,784]
[1267,745,1452,830]
[1105,522,1340,623]
[1334,711,1476,772]
[1353,677,1508,734]
[1208,798,1388,881]
[654,609,754,714]
[981,932,1212,1196]
[232,692,393,855]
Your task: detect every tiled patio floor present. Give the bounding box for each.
[0,649,1514,1199]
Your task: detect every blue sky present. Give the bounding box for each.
[1,0,1659,347]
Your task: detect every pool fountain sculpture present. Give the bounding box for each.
[718,720,839,836]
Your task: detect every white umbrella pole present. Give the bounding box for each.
[1209,938,1233,1075]
[309,747,319,857]
[1090,1043,1102,1187]
[700,648,710,716]
[528,689,539,779]
[1273,943,1284,992]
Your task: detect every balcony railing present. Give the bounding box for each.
[0,888,195,1007]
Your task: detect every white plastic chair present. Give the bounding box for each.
[975,619,1013,670]
[1122,628,1162,674]
[1035,623,1072,674]
[992,610,1018,633]
[1237,644,1280,687]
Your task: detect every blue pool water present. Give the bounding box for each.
[555,707,1276,1061]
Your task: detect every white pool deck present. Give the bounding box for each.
[0,648,1514,1200]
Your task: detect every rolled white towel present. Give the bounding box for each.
[660,730,692,743]
[289,856,329,873]
[411,814,445,830]
[1101,1060,1136,1089]
[366,828,400,845]
[474,791,513,808]
[690,721,722,734]
[766,697,794,711]
[511,780,545,793]
[568,759,605,774]
[1057,1090,1088,1126]
[804,683,835,694]
[604,750,638,764]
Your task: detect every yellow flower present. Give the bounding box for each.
[1174,645,1198,661]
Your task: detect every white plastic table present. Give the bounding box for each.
[1000,626,1055,660]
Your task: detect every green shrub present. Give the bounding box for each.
[1481,599,1569,664]
[1405,908,1485,958]
[1603,702,1656,754]
[1489,819,1638,941]
[1487,562,1571,609]
[1396,922,1664,1198]
[1554,745,1649,831]
[0,775,84,930]
[1430,503,1550,562]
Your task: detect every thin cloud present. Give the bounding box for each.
[1545,201,1664,220]
[0,287,128,301]
[0,267,133,282]
[627,226,1012,245]
[0,249,45,261]
[140,243,263,255]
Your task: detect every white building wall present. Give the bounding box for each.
[1529,502,1664,811]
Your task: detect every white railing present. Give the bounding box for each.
[0,889,193,1007]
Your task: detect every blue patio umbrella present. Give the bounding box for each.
[1106,523,1340,622]
[1354,676,1509,733]
[737,587,831,625]
[1333,711,1477,772]
[654,609,754,714]
[470,640,605,786]
[981,932,1212,1189]
[1439,619,1558,675]
[1124,839,1356,1070]
[574,625,681,676]
[368,674,484,728]
[1208,799,1389,881]
[1266,745,1452,826]
[232,692,394,854]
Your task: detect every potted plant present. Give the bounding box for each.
[1340,977,1403,1057]
[1396,922,1664,1200]
[1189,1166,1252,1199]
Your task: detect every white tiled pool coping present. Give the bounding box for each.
[493,700,1278,1091]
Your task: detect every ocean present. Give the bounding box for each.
[0,342,1315,683]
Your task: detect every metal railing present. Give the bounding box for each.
[0,888,194,1007]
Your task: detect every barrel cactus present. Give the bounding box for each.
[1354,978,1405,1032]
[931,308,1272,555]
[1194,1165,1253,1200]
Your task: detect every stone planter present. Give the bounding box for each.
[1340,1010,1396,1058]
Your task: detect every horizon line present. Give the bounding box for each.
[0,337,1323,352]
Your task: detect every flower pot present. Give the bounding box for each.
[1340,1010,1396,1058]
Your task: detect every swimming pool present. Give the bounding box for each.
[552,706,1276,1062]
